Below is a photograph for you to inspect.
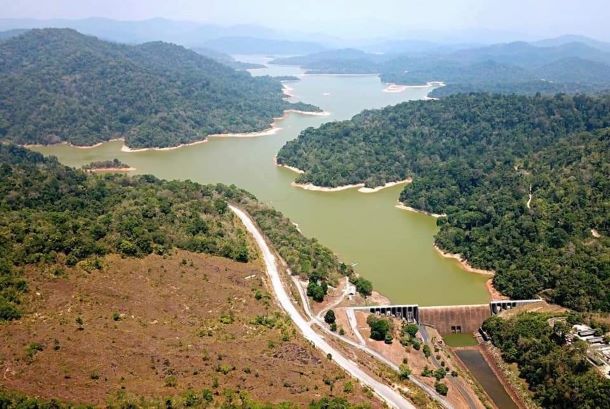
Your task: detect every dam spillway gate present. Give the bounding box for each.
[350,299,541,334]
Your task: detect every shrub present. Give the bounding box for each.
[324,309,336,324]
[434,368,446,381]
[402,323,419,337]
[399,364,411,380]
[0,299,20,321]
[435,382,449,396]
[25,342,44,360]
[423,344,431,358]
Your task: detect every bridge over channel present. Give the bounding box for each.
[349,299,541,334]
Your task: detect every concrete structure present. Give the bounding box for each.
[419,304,491,334]
[352,304,419,322]
[489,299,543,314]
[350,299,542,335]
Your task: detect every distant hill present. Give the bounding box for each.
[271,49,384,73]
[0,28,28,41]
[0,28,319,148]
[450,41,610,67]
[0,17,279,46]
[533,34,610,52]
[273,40,610,96]
[191,47,265,70]
[532,57,610,85]
[202,36,325,55]
[362,39,480,54]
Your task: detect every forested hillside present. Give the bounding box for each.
[0,29,319,149]
[0,145,351,320]
[277,93,610,311]
[483,313,610,408]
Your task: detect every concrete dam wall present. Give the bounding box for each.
[353,300,541,335]
[419,304,491,334]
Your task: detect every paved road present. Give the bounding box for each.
[230,205,417,409]
[346,308,367,346]
[291,279,452,409]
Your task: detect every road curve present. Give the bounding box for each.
[290,276,451,409]
[230,205,416,409]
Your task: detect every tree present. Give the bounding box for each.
[367,315,392,341]
[324,310,336,324]
[402,323,419,337]
[307,281,326,302]
[399,364,411,380]
[435,382,448,396]
[423,344,431,358]
[434,368,446,381]
[353,277,373,297]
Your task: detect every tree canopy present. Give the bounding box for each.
[0,145,351,320]
[278,93,610,311]
[0,29,319,149]
[483,313,610,408]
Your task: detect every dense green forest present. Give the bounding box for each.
[277,93,610,311]
[272,42,610,96]
[0,145,352,320]
[482,313,610,408]
[0,29,319,149]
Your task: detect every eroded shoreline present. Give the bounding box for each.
[25,108,329,154]
[382,81,446,93]
[85,167,136,173]
[433,244,495,276]
[395,203,447,218]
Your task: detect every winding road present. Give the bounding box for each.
[230,205,417,409]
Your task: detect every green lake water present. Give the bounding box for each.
[31,56,489,306]
[443,333,479,347]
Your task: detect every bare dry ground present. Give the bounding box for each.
[498,300,568,319]
[352,312,487,409]
[0,250,380,407]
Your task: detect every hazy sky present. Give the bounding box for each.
[1,0,609,40]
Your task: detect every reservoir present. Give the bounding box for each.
[31,57,490,306]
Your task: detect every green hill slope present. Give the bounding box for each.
[277,93,610,311]
[0,29,318,148]
[0,144,353,320]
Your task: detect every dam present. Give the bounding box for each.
[351,299,541,334]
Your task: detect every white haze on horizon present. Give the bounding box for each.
[0,0,609,42]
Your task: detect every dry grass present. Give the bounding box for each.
[0,250,380,407]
